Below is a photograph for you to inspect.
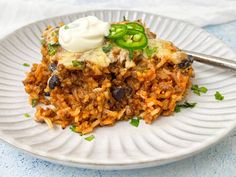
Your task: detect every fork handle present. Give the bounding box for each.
[182,50,236,71]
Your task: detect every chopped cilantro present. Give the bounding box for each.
[145,46,157,58]
[130,117,140,127]
[64,25,69,30]
[23,63,30,67]
[102,44,113,53]
[182,102,197,108]
[199,86,208,93]
[191,85,208,96]
[70,125,83,135]
[70,125,77,132]
[48,43,59,56]
[175,101,197,113]
[72,60,85,69]
[31,99,38,107]
[85,135,95,141]
[129,49,134,60]
[24,113,30,118]
[215,91,224,101]
[174,106,181,113]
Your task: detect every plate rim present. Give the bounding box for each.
[0,9,235,170]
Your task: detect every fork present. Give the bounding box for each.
[183,50,236,70]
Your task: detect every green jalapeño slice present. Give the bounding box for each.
[108,24,127,39]
[115,30,148,50]
[126,22,144,32]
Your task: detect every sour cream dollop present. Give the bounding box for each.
[59,16,110,52]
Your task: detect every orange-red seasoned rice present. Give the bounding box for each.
[23,22,193,134]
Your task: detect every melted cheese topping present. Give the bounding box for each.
[59,47,111,68]
[148,39,186,64]
[58,39,185,68]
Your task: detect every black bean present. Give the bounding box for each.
[111,73,116,80]
[178,56,193,69]
[48,75,60,89]
[178,60,188,68]
[111,86,132,101]
[49,63,57,72]
[44,92,50,96]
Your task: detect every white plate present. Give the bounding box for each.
[0,9,236,170]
